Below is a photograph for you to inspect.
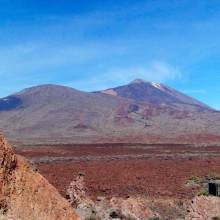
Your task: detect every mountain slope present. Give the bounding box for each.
[101,79,211,110]
[0,81,219,144]
[0,84,125,141]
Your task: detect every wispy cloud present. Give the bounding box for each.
[69,61,181,91]
[105,61,181,83]
[0,41,129,96]
[0,42,127,76]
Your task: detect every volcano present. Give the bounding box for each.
[0,80,219,144]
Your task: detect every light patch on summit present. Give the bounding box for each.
[101,89,118,96]
[151,82,162,90]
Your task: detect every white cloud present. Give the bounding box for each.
[0,42,127,76]
[70,61,181,91]
[101,61,181,84]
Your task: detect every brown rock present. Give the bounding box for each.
[0,135,80,220]
[66,172,88,208]
[186,196,220,219]
[109,196,156,219]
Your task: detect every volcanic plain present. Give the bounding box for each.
[15,143,220,200]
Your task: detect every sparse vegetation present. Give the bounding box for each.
[0,200,8,215]
[124,216,137,220]
[186,175,210,196]
[197,188,209,196]
[208,173,220,181]
[187,176,202,184]
[186,176,204,187]
[85,214,101,220]
[148,217,160,220]
[108,209,137,220]
[85,217,99,220]
[187,173,220,197]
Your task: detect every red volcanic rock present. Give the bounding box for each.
[0,135,80,220]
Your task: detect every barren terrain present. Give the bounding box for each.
[15,144,220,200]
[1,82,220,145]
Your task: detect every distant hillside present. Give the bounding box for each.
[0,80,219,144]
[100,79,210,109]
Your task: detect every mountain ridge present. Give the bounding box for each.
[0,79,219,144]
[100,79,212,110]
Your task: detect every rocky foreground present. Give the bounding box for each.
[0,135,79,220]
[2,134,220,219]
[65,170,220,219]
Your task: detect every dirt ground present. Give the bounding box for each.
[38,158,220,199]
[15,144,220,200]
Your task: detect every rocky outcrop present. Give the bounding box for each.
[186,196,220,219]
[66,172,90,208]
[66,173,158,220]
[0,135,80,220]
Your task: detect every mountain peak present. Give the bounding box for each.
[130,78,147,84]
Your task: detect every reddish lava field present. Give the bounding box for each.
[15,144,220,200]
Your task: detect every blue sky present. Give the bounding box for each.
[0,0,220,109]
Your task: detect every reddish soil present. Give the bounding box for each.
[37,158,220,200]
[15,144,220,202]
[15,143,220,158]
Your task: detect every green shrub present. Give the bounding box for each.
[197,188,209,196]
